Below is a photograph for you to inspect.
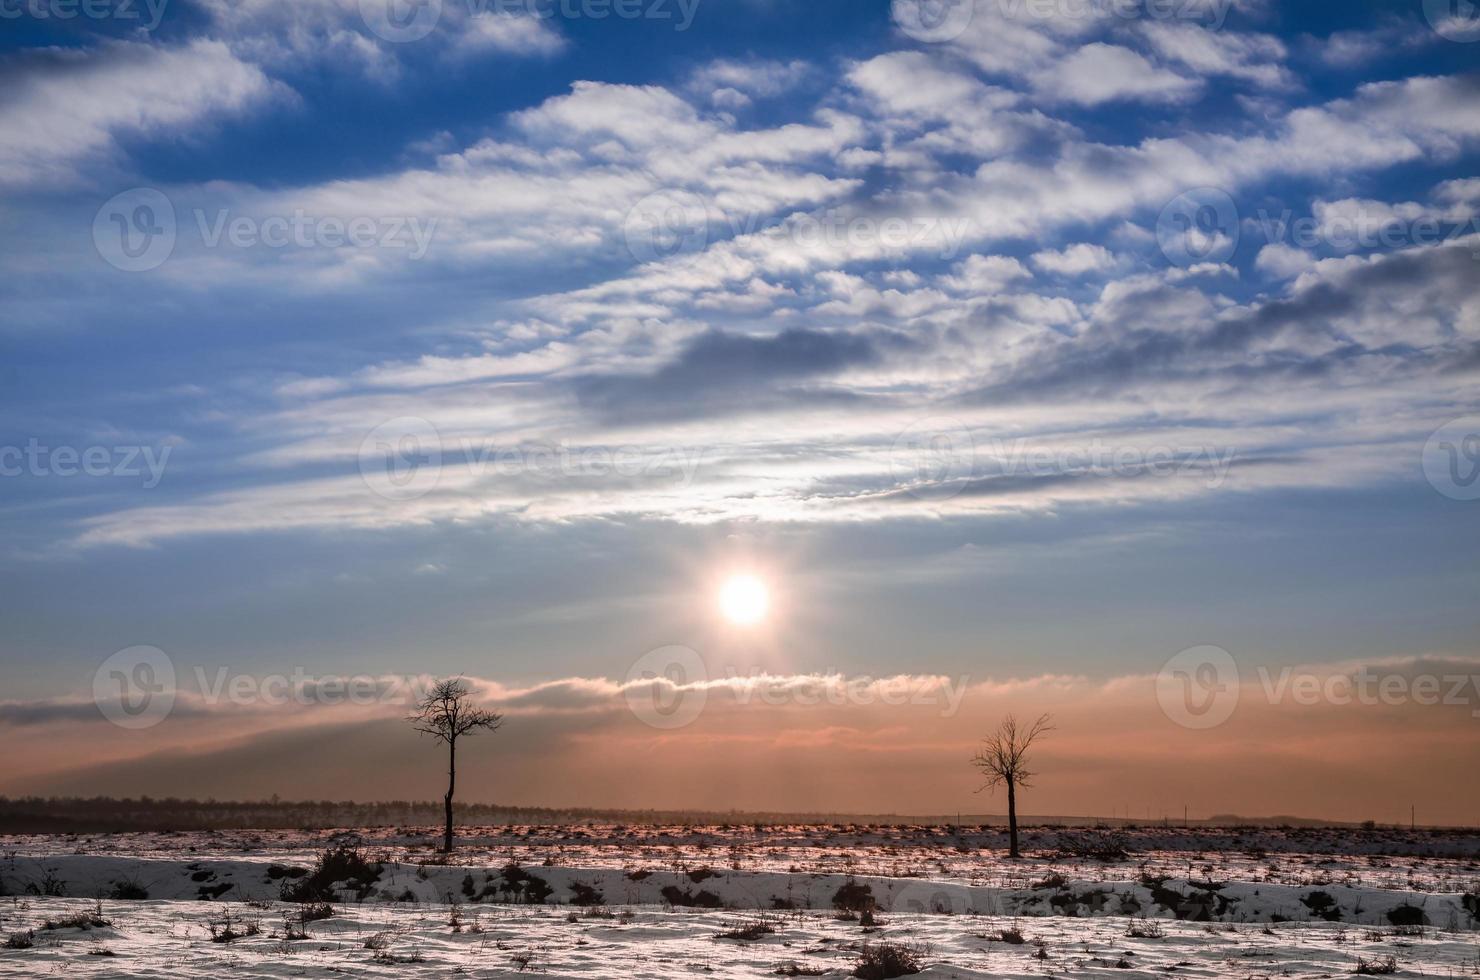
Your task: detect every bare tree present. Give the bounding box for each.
[971,713,1053,859]
[410,679,503,852]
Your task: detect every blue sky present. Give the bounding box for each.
[1,0,1478,722]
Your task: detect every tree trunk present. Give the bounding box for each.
[1007,777,1019,859]
[443,738,456,852]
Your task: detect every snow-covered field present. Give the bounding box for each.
[2,826,1477,977]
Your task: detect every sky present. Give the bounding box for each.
[1,0,1478,821]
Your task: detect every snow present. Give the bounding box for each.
[1,826,1476,977]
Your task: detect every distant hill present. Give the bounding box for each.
[0,796,1445,833]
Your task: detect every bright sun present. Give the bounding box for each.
[718,574,770,626]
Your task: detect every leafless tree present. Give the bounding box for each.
[971,713,1053,858]
[409,679,503,852]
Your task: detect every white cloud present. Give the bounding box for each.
[1140,22,1290,88]
[1032,243,1117,275]
[1033,43,1200,106]
[456,12,566,56]
[0,39,282,187]
[689,59,810,100]
[1254,243,1315,280]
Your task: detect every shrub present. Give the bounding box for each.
[1126,920,1166,938]
[1062,835,1131,861]
[1355,956,1398,975]
[568,882,604,907]
[716,919,776,941]
[775,962,830,976]
[282,844,381,903]
[300,902,335,922]
[207,912,261,943]
[1386,906,1426,927]
[109,879,150,900]
[498,864,553,904]
[832,880,875,913]
[25,868,67,897]
[988,926,1025,944]
[854,941,925,980]
[661,885,724,908]
[4,931,34,950]
[1303,891,1342,921]
[41,911,110,931]
[509,948,546,972]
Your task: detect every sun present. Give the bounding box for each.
[718,574,770,626]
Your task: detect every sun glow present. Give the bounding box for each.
[718,574,770,626]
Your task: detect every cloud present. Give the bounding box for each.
[455,12,567,56]
[1033,43,1201,106]
[7,658,1479,822]
[1139,22,1290,88]
[689,58,811,106]
[574,326,892,421]
[0,39,282,187]
[1031,243,1117,276]
[1254,243,1315,280]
